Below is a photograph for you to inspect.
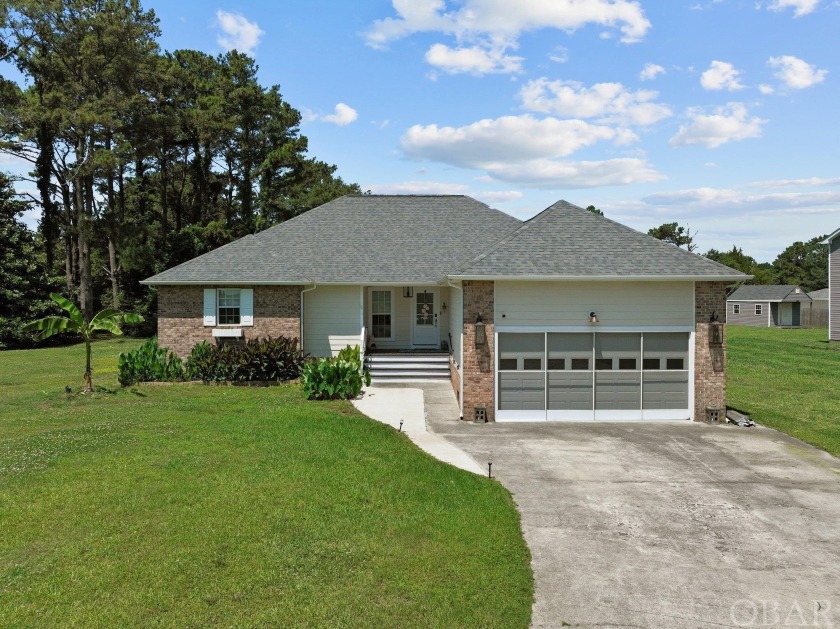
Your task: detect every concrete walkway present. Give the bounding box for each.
[352,383,484,475]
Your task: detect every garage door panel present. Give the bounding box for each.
[499,372,545,411]
[594,372,641,410]
[643,372,689,409]
[548,372,593,410]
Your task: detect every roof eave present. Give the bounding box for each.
[448,274,752,282]
[823,227,840,243]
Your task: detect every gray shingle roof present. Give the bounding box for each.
[808,288,829,300]
[454,200,747,279]
[143,195,522,284]
[728,285,806,301]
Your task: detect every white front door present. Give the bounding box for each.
[779,302,793,326]
[413,289,439,346]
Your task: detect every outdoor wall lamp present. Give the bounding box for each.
[402,286,413,298]
[474,313,486,346]
[709,310,724,346]
[590,311,599,324]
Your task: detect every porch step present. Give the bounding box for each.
[365,353,451,381]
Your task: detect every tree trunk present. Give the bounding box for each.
[105,134,120,308]
[74,172,94,323]
[83,336,92,393]
[36,122,57,268]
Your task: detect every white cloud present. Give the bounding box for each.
[425,42,523,75]
[365,0,651,47]
[399,113,662,188]
[480,158,664,188]
[700,60,744,91]
[215,10,264,55]
[549,46,568,64]
[758,84,775,94]
[368,180,470,195]
[669,103,765,148]
[643,187,840,212]
[473,190,524,204]
[402,115,636,165]
[765,0,819,17]
[768,55,828,89]
[639,63,666,81]
[748,176,840,188]
[518,78,672,126]
[321,103,359,126]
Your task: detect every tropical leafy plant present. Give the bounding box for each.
[301,345,371,401]
[118,337,184,386]
[22,293,144,392]
[185,337,307,383]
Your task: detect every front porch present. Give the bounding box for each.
[364,285,453,353]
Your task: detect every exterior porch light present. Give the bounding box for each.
[474,313,486,346]
[589,311,599,324]
[709,310,724,346]
[402,286,413,298]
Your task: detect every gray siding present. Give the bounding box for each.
[727,301,770,327]
[832,238,840,341]
[805,300,829,328]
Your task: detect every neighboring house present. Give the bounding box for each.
[143,196,747,422]
[727,285,811,328]
[807,288,829,329]
[826,228,840,341]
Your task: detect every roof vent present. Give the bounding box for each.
[795,287,801,293]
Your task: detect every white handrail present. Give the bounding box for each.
[360,326,367,368]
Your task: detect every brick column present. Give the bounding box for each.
[462,281,495,422]
[694,281,727,422]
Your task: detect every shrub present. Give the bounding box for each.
[118,337,184,386]
[185,336,307,383]
[301,345,371,400]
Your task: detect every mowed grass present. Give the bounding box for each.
[727,326,840,457]
[0,339,532,628]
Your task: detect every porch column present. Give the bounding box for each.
[462,280,495,422]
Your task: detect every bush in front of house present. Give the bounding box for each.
[185,336,307,383]
[301,345,371,400]
[118,337,184,386]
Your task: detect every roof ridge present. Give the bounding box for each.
[455,204,555,273]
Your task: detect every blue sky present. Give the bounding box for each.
[7,1,840,261]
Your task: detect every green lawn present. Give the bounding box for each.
[727,325,840,457]
[0,339,532,627]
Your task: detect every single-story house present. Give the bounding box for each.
[726,285,811,327]
[142,196,748,423]
[806,288,829,328]
[825,228,840,341]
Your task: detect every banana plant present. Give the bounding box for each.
[23,293,144,393]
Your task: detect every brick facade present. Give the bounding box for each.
[461,281,495,422]
[694,281,728,422]
[158,285,303,358]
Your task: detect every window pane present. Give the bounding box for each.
[666,358,684,370]
[571,358,590,370]
[523,358,542,370]
[643,358,661,370]
[547,358,565,370]
[595,358,612,370]
[618,358,637,370]
[371,291,392,338]
[499,358,517,370]
[217,289,240,324]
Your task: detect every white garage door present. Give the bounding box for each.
[497,332,691,422]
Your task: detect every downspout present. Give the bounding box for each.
[300,283,318,353]
[447,278,464,419]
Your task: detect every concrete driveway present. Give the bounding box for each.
[430,414,840,628]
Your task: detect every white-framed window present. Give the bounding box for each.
[203,288,253,327]
[733,304,740,315]
[370,289,393,339]
[218,289,241,325]
[755,304,763,316]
